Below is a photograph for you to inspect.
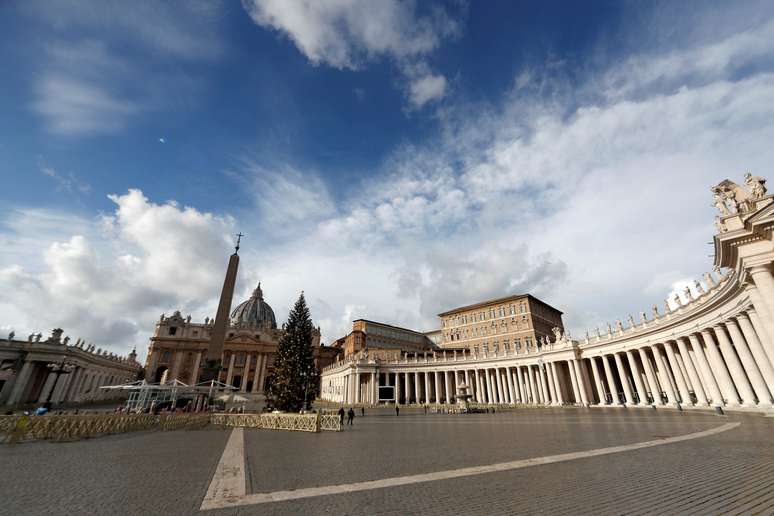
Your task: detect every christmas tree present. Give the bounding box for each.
[266,292,319,412]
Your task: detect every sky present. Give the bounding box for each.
[2,0,774,361]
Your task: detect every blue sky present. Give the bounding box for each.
[2,1,774,360]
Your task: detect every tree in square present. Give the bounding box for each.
[266,292,319,412]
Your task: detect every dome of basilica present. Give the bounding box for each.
[230,283,277,329]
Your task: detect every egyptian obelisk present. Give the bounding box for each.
[200,233,242,384]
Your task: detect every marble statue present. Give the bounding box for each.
[28,334,34,342]
[186,315,191,323]
[744,172,767,199]
[652,304,660,319]
[606,323,613,336]
[616,320,624,334]
[627,314,636,329]
[640,311,648,324]
[63,336,70,346]
[673,293,682,307]
[664,299,672,314]
[7,331,14,341]
[714,216,726,234]
[683,286,693,302]
[694,280,705,295]
[712,187,731,215]
[34,333,42,342]
[704,272,716,287]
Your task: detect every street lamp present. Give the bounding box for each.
[44,357,76,409]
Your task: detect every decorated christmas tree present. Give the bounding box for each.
[266,292,319,412]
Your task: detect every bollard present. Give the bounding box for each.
[715,405,725,416]
[676,403,682,411]
[651,404,657,410]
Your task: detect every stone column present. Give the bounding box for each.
[676,337,707,405]
[538,365,549,404]
[602,355,620,404]
[637,348,662,405]
[516,366,526,403]
[689,334,724,406]
[464,370,472,399]
[414,372,420,404]
[651,345,678,406]
[494,367,505,403]
[253,353,264,393]
[434,371,441,404]
[503,367,514,404]
[526,366,537,404]
[355,372,362,404]
[445,371,452,403]
[624,351,646,405]
[225,353,236,386]
[745,283,774,354]
[395,373,401,404]
[567,360,581,405]
[747,309,774,370]
[712,326,751,405]
[589,357,606,404]
[405,371,411,404]
[550,362,564,404]
[726,319,772,405]
[571,360,589,405]
[241,354,252,392]
[662,342,690,405]
[190,352,202,385]
[613,353,634,405]
[749,265,774,321]
[737,313,774,395]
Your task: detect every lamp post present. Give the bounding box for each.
[44,358,75,409]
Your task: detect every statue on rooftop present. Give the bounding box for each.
[7,331,14,341]
[745,172,767,199]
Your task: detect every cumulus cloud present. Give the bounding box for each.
[0,191,234,358]
[242,0,458,108]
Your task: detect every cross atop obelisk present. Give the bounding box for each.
[235,232,244,253]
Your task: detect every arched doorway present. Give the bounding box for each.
[154,366,168,383]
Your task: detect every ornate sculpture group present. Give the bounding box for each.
[712,172,767,216]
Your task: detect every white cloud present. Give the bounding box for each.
[39,160,91,195]
[0,191,234,359]
[407,72,447,108]
[242,0,457,108]
[25,2,223,135]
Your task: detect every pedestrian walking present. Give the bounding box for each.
[338,406,345,425]
[347,407,355,425]
[395,405,400,416]
[361,407,365,417]
[423,404,427,413]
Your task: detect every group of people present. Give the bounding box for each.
[337,406,362,425]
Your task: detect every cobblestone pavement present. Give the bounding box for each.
[1,407,772,515]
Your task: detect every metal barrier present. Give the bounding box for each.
[210,413,341,432]
[0,414,209,444]
[1,411,341,443]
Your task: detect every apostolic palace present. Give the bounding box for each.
[320,173,774,413]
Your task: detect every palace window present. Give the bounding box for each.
[483,344,489,353]
[168,327,177,336]
[479,312,484,321]
[474,345,480,354]
[525,337,532,348]
[493,343,499,353]
[499,307,505,317]
[520,303,526,313]
[235,353,246,366]
[192,330,198,337]
[514,338,521,350]
[161,351,171,363]
[509,305,515,315]
[504,340,510,351]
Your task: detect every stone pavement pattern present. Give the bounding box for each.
[0,407,772,515]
